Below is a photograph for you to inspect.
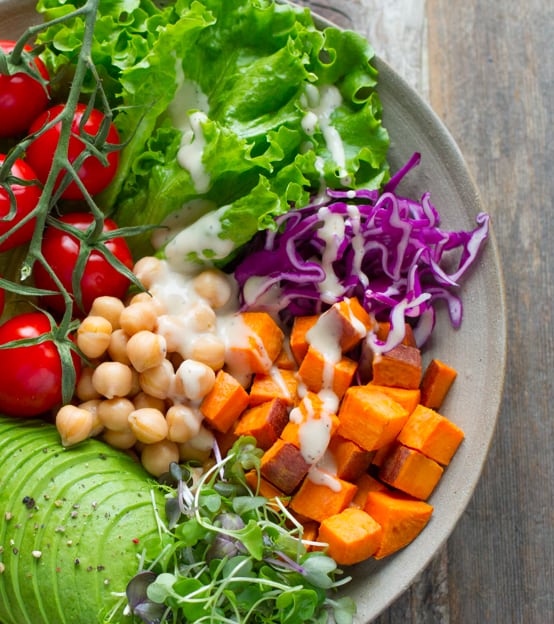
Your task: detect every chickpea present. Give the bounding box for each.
[92,361,134,399]
[128,291,166,315]
[75,367,101,402]
[129,367,141,397]
[188,334,225,371]
[178,425,214,463]
[89,296,125,330]
[108,329,131,365]
[97,397,135,432]
[140,440,179,477]
[133,391,166,412]
[174,359,216,401]
[78,399,104,437]
[119,301,158,335]
[156,315,187,354]
[56,405,94,447]
[139,359,174,400]
[192,269,232,309]
[133,256,165,290]
[77,316,112,359]
[166,404,202,443]
[127,331,167,373]
[102,428,137,450]
[128,407,168,444]
[186,302,216,333]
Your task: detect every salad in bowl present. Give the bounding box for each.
[0,1,504,622]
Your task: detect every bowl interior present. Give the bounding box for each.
[0,1,507,621]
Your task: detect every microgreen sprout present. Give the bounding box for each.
[127,437,356,623]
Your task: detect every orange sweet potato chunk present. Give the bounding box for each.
[260,439,310,494]
[245,469,289,506]
[364,489,433,559]
[420,359,457,409]
[328,434,373,481]
[351,473,387,509]
[290,475,358,523]
[319,297,374,353]
[378,442,444,500]
[248,368,298,407]
[372,344,422,389]
[397,404,464,465]
[376,321,417,347]
[234,398,289,450]
[317,507,382,565]
[366,383,421,415]
[298,346,357,399]
[281,394,339,450]
[290,315,319,364]
[337,386,409,451]
[228,312,284,374]
[200,370,250,433]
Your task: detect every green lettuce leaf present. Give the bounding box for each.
[36,0,390,263]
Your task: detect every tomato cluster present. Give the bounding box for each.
[0,40,133,418]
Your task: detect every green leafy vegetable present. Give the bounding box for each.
[36,0,390,260]
[129,437,356,623]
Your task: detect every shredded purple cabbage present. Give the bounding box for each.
[234,153,489,349]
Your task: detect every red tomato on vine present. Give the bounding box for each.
[33,212,134,315]
[25,103,120,200]
[0,155,41,252]
[0,40,50,138]
[0,312,81,417]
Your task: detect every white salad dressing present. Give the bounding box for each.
[301,84,350,184]
[168,77,211,194]
[177,111,211,193]
[152,198,217,250]
[164,208,235,274]
[315,206,347,302]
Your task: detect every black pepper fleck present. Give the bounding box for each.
[22,496,35,510]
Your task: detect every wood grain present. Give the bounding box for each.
[300,0,554,622]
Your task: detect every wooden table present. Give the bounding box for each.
[297,1,553,622]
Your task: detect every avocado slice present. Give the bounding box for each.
[0,417,165,624]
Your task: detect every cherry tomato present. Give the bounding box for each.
[25,103,120,200]
[33,212,134,315]
[0,40,50,138]
[0,312,81,417]
[0,155,41,252]
[0,280,4,318]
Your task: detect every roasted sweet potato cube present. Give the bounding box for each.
[245,469,289,506]
[351,473,387,509]
[260,439,310,494]
[378,442,444,500]
[290,315,319,364]
[372,344,422,389]
[420,359,457,409]
[328,434,373,481]
[234,398,289,450]
[376,321,417,347]
[298,346,357,399]
[364,489,433,559]
[397,404,464,465]
[227,312,284,374]
[273,345,297,371]
[200,370,250,433]
[338,386,409,451]
[248,368,298,407]
[317,297,374,353]
[290,475,358,522]
[366,383,421,415]
[317,507,382,565]
[281,412,340,451]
